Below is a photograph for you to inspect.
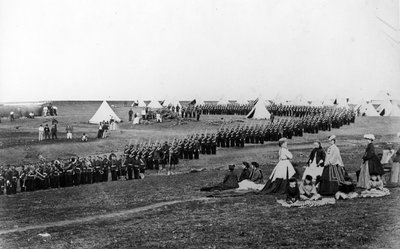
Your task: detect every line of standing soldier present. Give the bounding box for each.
[216,110,355,148]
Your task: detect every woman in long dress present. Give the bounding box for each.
[319,135,346,195]
[259,138,296,194]
[302,141,325,182]
[357,134,384,188]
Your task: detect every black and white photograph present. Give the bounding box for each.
[0,0,400,248]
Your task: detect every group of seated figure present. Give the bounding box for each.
[201,133,400,204]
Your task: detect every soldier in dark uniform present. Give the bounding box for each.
[11,166,19,194]
[128,109,134,121]
[153,146,161,171]
[65,159,75,187]
[126,154,134,180]
[194,138,200,159]
[220,131,226,148]
[102,155,109,182]
[120,155,127,180]
[206,135,212,155]
[133,156,141,179]
[93,157,102,183]
[110,155,118,181]
[211,135,217,155]
[73,159,82,186]
[188,141,194,160]
[19,166,27,192]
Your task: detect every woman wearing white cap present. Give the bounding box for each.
[259,137,296,194]
[357,134,384,188]
[319,135,346,195]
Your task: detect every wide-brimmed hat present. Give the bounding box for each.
[278,138,287,143]
[328,135,336,141]
[363,134,375,141]
[242,162,250,168]
[228,164,235,170]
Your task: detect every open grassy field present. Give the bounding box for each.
[1,102,400,248]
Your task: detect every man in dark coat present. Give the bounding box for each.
[128,109,134,121]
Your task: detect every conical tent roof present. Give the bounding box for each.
[89,101,121,124]
[163,98,180,107]
[378,100,400,116]
[246,98,271,119]
[359,101,379,116]
[147,100,164,109]
[138,100,150,108]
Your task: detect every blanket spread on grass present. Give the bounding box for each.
[277,198,336,208]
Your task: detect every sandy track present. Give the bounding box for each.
[0,197,213,235]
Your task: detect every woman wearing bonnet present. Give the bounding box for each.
[319,135,346,195]
[357,134,384,188]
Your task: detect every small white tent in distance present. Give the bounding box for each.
[246,98,271,119]
[147,100,164,109]
[89,101,121,124]
[377,99,400,117]
[358,101,379,116]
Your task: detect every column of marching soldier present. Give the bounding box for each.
[0,106,356,195]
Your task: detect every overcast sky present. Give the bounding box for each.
[0,0,399,102]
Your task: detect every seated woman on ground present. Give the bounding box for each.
[200,164,239,192]
[239,162,252,181]
[299,175,321,201]
[249,162,264,184]
[335,176,358,200]
[360,173,390,197]
[286,178,300,204]
[237,162,265,191]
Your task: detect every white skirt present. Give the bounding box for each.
[237,180,265,191]
[269,160,296,182]
[302,160,324,181]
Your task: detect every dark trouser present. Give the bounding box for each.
[87,172,93,184]
[184,151,188,159]
[94,171,101,183]
[154,160,159,170]
[211,146,216,155]
[74,173,81,186]
[66,174,73,187]
[127,165,133,180]
[6,182,13,195]
[194,150,199,159]
[111,170,118,181]
[52,133,57,139]
[133,166,140,179]
[103,170,108,182]
[20,179,25,192]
